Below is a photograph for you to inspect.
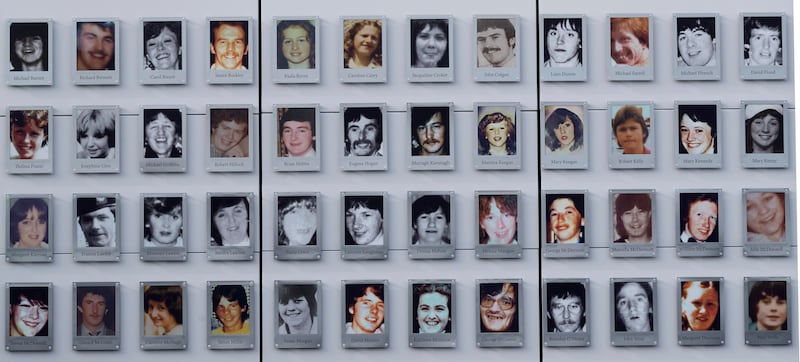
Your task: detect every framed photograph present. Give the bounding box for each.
[273,17,319,83]
[409,280,456,348]
[610,278,657,347]
[744,277,791,345]
[6,194,53,263]
[340,16,387,83]
[608,102,655,169]
[207,192,255,261]
[73,18,119,85]
[140,105,187,173]
[73,193,120,262]
[342,280,389,348]
[474,102,521,170]
[609,190,656,258]
[340,103,387,171]
[73,282,119,351]
[341,192,388,260]
[139,18,186,85]
[407,16,453,82]
[72,105,120,173]
[407,102,454,170]
[676,189,722,257]
[542,278,589,347]
[7,19,52,86]
[274,192,321,261]
[140,281,187,350]
[140,193,187,262]
[477,279,523,347]
[743,188,792,257]
[542,190,589,258]
[408,191,455,259]
[475,191,522,259]
[208,281,255,350]
[473,15,520,82]
[607,14,653,81]
[673,14,721,80]
[6,282,52,351]
[207,17,254,84]
[540,15,587,82]
[741,100,788,168]
[540,102,588,169]
[274,280,321,349]
[206,104,255,173]
[677,277,724,346]
[675,101,721,168]
[740,13,787,80]
[273,104,320,172]
[6,106,52,174]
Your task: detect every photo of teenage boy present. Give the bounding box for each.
[743,16,782,66]
[345,284,384,334]
[76,286,115,336]
[679,193,719,243]
[76,21,115,71]
[411,107,449,156]
[278,108,315,158]
[9,109,48,160]
[748,281,788,331]
[10,22,47,72]
[210,20,249,70]
[543,18,582,68]
[212,284,250,335]
[76,109,116,159]
[344,195,384,246]
[210,108,249,158]
[676,17,716,67]
[613,281,653,332]
[611,105,651,155]
[545,194,585,244]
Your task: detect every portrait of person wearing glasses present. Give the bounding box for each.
[479,282,518,333]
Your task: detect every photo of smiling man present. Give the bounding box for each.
[73,19,118,85]
[342,281,389,348]
[477,279,523,347]
[341,104,387,171]
[207,18,253,84]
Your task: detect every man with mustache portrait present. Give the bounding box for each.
[476,18,516,68]
[344,107,383,157]
[546,282,586,333]
[76,21,115,71]
[411,107,449,156]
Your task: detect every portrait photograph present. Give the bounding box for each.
[609,102,655,168]
[207,193,255,261]
[678,278,724,345]
[607,15,653,80]
[544,193,585,244]
[475,104,520,170]
[542,279,589,347]
[473,16,520,82]
[542,104,585,154]
[341,104,387,171]
[673,14,720,80]
[743,189,791,257]
[208,18,253,84]
[209,107,249,158]
[408,103,454,170]
[143,196,184,248]
[8,20,52,86]
[73,282,119,351]
[7,196,50,249]
[275,283,318,335]
[72,105,120,174]
[409,192,452,246]
[476,279,523,347]
[409,280,456,348]
[742,101,788,168]
[343,194,385,246]
[141,106,186,172]
[477,193,518,245]
[276,107,316,158]
[73,194,120,262]
[273,17,319,83]
[609,190,656,258]
[208,281,254,349]
[610,278,657,346]
[541,15,587,82]
[676,102,722,168]
[407,16,453,82]
[340,16,386,83]
[141,282,187,350]
[73,18,119,85]
[275,193,321,260]
[678,191,720,242]
[140,18,186,85]
[741,13,787,79]
[342,281,389,348]
[6,283,52,351]
[745,277,791,345]
[7,107,53,174]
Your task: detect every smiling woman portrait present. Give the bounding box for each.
[410,19,449,68]
[277,20,315,70]
[343,19,382,69]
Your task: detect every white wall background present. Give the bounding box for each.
[0,0,795,362]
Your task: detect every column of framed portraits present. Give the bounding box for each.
[1,0,261,360]
[539,0,796,361]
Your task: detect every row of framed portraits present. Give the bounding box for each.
[8,17,256,86]
[7,12,787,87]
[6,277,790,351]
[7,187,790,263]
[5,193,256,263]
[6,105,255,174]
[6,281,255,352]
